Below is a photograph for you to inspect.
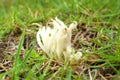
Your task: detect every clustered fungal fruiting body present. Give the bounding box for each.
[36,17,82,64]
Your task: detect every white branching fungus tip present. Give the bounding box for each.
[36,17,82,63]
[70,52,82,64]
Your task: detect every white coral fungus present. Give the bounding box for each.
[36,17,82,64]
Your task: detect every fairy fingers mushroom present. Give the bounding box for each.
[36,17,82,63]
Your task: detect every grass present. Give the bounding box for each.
[0,0,120,80]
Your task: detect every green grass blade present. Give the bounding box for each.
[12,32,25,80]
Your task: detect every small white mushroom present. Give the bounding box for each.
[36,17,82,63]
